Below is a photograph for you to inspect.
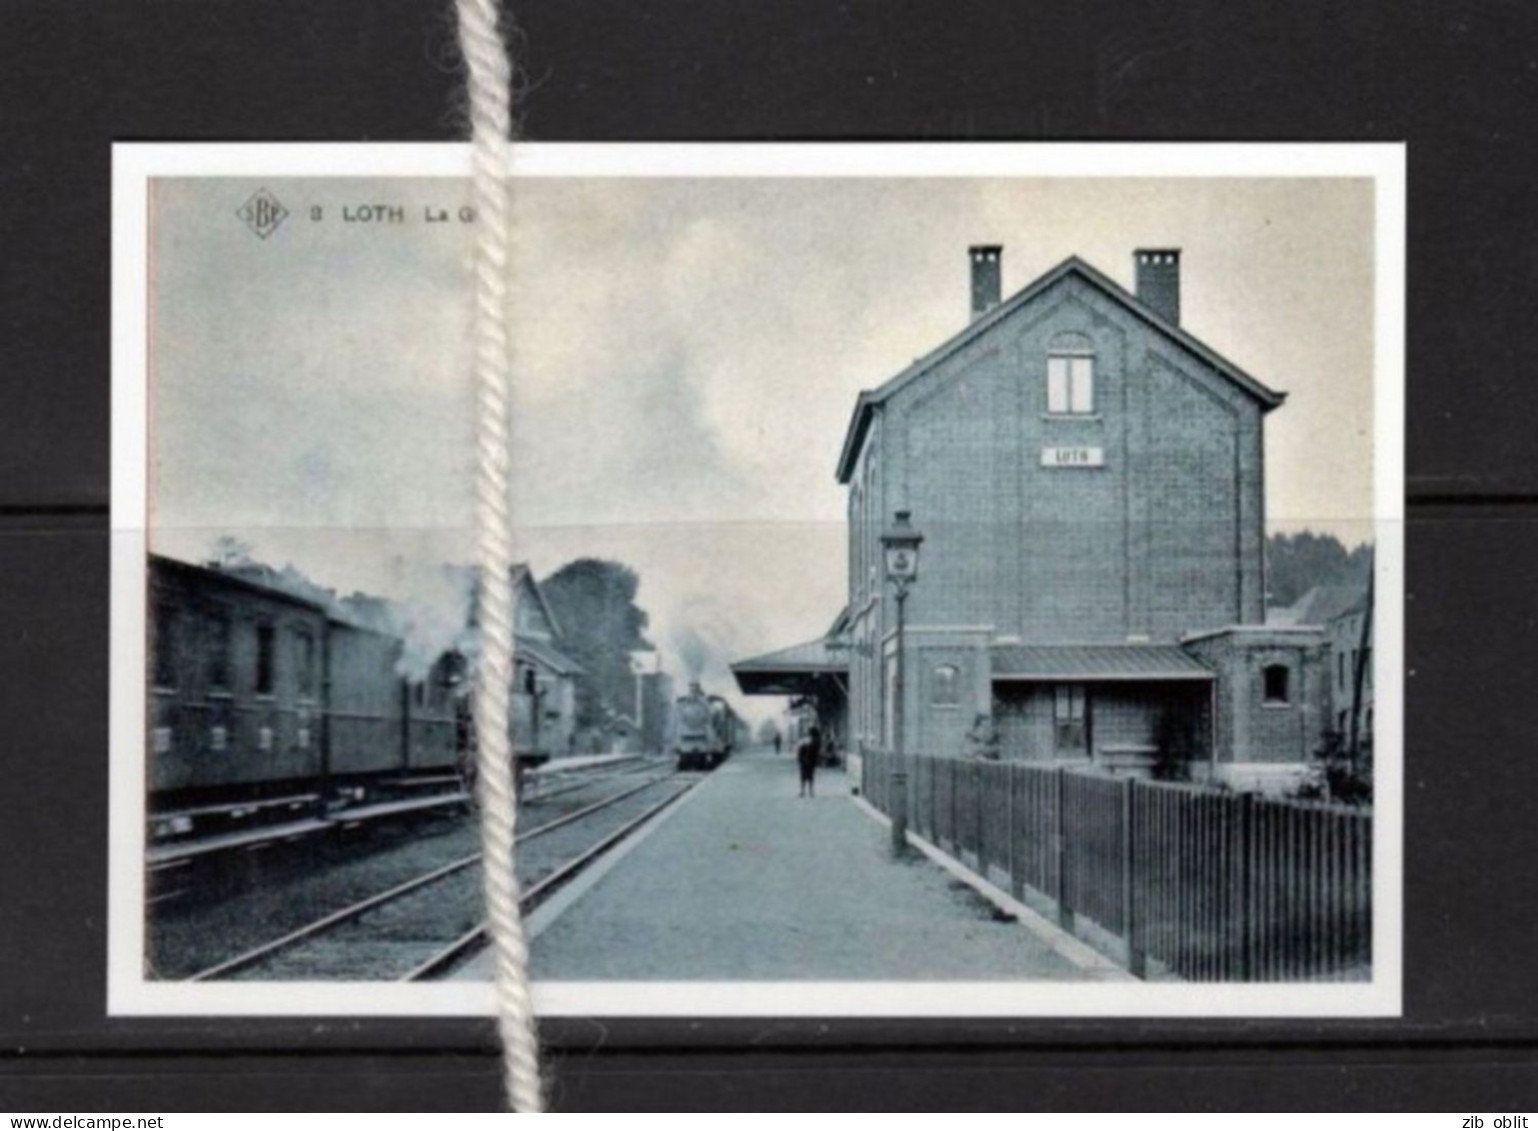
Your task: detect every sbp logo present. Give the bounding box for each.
[237,187,289,239]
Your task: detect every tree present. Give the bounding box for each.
[1265,531,1373,608]
[539,559,652,730]
[209,535,254,568]
[1306,729,1373,806]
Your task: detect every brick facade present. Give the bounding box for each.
[837,251,1325,788]
[1182,627,1331,789]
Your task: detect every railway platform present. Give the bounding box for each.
[459,746,1125,981]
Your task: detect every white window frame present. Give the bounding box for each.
[1052,683,1089,755]
[1047,354,1095,415]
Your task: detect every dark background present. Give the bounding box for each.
[3,0,1537,1112]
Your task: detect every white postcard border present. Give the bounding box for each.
[110,141,1405,1018]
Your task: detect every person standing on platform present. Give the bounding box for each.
[773,732,782,755]
[797,724,822,798]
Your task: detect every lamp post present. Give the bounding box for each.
[881,509,924,856]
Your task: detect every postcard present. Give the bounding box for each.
[110,142,1403,1016]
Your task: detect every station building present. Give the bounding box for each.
[1272,582,1375,744]
[735,246,1337,793]
[507,564,583,757]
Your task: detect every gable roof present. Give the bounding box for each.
[515,635,584,676]
[511,562,564,639]
[1269,583,1367,628]
[835,255,1286,483]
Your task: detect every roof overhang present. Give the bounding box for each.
[835,394,879,485]
[515,636,583,676]
[731,636,849,697]
[150,553,333,614]
[991,643,1215,683]
[733,667,847,696]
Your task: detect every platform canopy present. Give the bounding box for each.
[991,643,1214,682]
[731,636,849,697]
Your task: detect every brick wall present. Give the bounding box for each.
[1183,628,1329,770]
[992,680,1208,765]
[873,275,1265,647]
[909,632,991,755]
[994,683,1055,759]
[846,267,1274,765]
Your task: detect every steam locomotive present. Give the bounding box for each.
[671,682,746,771]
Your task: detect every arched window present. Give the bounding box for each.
[1262,663,1291,705]
[932,663,960,706]
[1047,331,1095,415]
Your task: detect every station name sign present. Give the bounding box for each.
[1040,446,1105,468]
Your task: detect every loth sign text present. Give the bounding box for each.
[1041,446,1105,468]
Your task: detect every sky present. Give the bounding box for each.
[150,174,1376,720]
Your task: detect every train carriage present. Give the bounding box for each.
[407,651,463,772]
[149,556,331,802]
[148,554,490,839]
[325,620,406,780]
[146,554,577,848]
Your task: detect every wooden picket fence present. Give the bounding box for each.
[862,750,1372,981]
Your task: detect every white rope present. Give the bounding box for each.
[455,0,544,1112]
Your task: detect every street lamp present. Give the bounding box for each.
[881,509,924,855]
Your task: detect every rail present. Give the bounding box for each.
[182,770,685,982]
[401,778,697,981]
[148,756,663,867]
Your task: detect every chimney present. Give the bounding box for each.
[1134,248,1181,324]
[969,245,1003,321]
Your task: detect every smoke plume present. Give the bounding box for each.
[386,559,478,683]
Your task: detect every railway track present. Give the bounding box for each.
[147,755,671,909]
[521,754,671,807]
[403,779,690,980]
[182,769,699,982]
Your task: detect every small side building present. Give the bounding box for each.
[510,564,583,757]
[1326,589,1374,744]
[1273,581,1374,745]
